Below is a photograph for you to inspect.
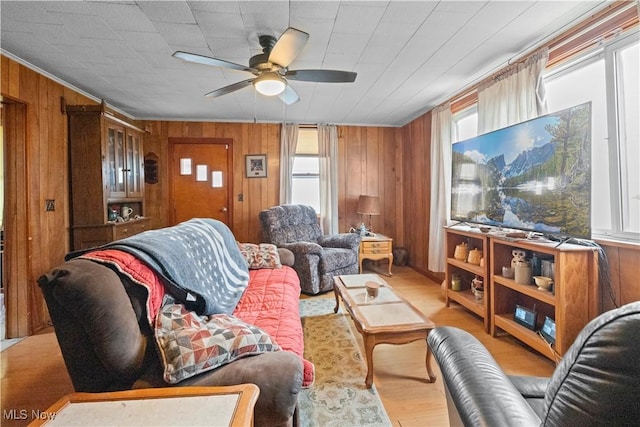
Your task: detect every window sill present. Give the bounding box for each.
[593,236,640,251]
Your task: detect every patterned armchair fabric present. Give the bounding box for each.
[259,204,361,294]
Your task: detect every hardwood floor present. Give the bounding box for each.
[1,266,555,426]
[351,265,555,426]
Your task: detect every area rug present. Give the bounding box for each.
[298,298,392,427]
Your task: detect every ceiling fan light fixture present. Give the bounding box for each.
[253,73,286,96]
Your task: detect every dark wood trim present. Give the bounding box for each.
[548,1,639,67]
[66,103,145,133]
[1,98,31,337]
[102,112,145,133]
[451,92,478,115]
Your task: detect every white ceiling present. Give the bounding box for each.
[1,1,609,126]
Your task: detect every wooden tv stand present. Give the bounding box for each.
[490,234,599,359]
[444,226,491,333]
[444,225,599,360]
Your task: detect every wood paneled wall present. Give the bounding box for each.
[142,121,401,244]
[600,241,640,312]
[398,111,436,280]
[337,126,402,238]
[142,121,281,243]
[1,55,97,336]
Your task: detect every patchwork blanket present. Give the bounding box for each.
[68,218,249,315]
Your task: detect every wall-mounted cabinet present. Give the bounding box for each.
[444,226,491,333]
[490,236,599,360]
[68,104,150,250]
[104,123,144,199]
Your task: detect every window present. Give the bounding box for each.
[448,36,639,242]
[545,31,639,241]
[615,41,640,236]
[546,57,609,231]
[291,128,320,212]
[453,105,478,142]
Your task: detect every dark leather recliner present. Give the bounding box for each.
[259,204,360,295]
[428,301,640,427]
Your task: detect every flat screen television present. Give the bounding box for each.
[451,102,592,239]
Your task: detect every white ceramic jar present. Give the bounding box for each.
[514,261,532,286]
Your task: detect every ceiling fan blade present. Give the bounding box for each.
[279,85,300,105]
[205,79,255,98]
[268,27,309,68]
[285,69,357,83]
[173,51,255,73]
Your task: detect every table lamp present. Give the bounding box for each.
[357,195,380,235]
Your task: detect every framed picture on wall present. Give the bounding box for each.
[245,154,267,178]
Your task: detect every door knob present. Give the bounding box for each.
[221,207,228,212]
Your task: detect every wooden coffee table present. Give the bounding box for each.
[333,274,437,388]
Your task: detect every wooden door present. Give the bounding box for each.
[170,138,232,227]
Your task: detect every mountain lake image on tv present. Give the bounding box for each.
[451,102,592,239]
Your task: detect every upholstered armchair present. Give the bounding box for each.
[428,301,640,427]
[259,204,361,295]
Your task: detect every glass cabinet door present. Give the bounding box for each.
[126,131,144,198]
[106,124,126,197]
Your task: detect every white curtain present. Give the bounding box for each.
[428,103,453,273]
[478,47,549,133]
[279,123,299,205]
[318,124,338,234]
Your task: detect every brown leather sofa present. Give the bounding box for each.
[428,301,640,427]
[39,256,304,427]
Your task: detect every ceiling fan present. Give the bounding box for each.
[172,27,357,105]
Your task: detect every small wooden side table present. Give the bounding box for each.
[28,385,259,427]
[359,234,393,276]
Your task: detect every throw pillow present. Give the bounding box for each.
[238,243,282,269]
[155,296,280,384]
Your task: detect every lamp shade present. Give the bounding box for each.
[253,73,286,96]
[357,195,380,215]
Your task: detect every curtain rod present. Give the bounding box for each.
[438,1,632,112]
